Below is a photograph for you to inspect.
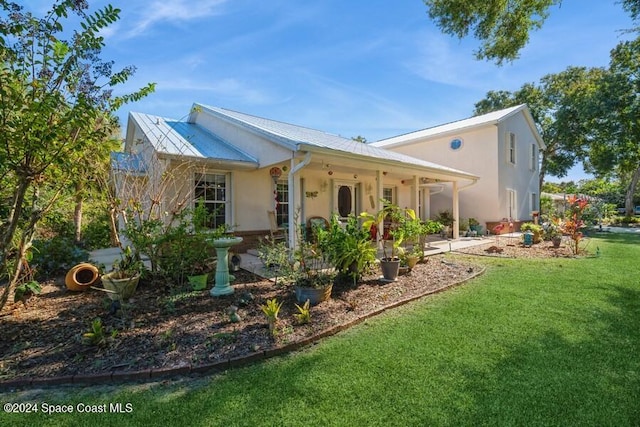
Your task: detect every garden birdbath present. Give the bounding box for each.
[209,236,243,296]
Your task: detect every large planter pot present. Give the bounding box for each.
[294,283,333,306]
[552,236,562,248]
[101,272,140,301]
[380,258,400,281]
[65,263,99,291]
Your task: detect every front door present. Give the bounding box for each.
[334,182,358,220]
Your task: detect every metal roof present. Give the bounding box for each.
[373,104,544,149]
[128,111,258,166]
[193,104,478,179]
[110,152,147,174]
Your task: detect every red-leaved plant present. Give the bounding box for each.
[559,195,589,255]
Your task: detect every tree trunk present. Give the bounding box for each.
[0,183,42,311]
[74,180,83,245]
[624,165,640,215]
[108,203,121,248]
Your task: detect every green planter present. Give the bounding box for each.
[188,273,209,291]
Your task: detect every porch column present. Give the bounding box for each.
[452,180,459,239]
[411,175,419,213]
[376,169,384,246]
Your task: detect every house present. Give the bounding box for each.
[371,104,545,234]
[116,103,480,250]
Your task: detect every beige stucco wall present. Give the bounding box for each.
[386,126,500,226]
[191,110,292,167]
[384,113,541,228]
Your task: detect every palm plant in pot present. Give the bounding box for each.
[360,200,406,281]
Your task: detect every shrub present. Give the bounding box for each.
[31,237,88,278]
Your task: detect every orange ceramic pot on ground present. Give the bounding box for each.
[65,263,99,291]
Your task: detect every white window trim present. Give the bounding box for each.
[506,188,517,220]
[194,171,231,228]
[530,143,537,171]
[507,132,517,165]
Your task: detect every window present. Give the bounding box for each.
[508,132,516,164]
[531,192,538,213]
[383,187,395,204]
[275,179,289,226]
[507,188,517,219]
[530,143,537,171]
[194,173,228,228]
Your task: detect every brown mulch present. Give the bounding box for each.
[454,236,577,258]
[0,241,571,384]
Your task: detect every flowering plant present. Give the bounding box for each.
[559,195,589,255]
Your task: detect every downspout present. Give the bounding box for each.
[288,152,312,249]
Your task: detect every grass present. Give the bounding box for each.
[4,233,640,426]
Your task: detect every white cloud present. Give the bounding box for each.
[125,0,228,37]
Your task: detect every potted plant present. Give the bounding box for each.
[292,236,336,306]
[187,257,216,290]
[544,220,563,248]
[360,201,408,281]
[468,217,483,235]
[520,222,543,244]
[435,210,455,238]
[101,246,144,301]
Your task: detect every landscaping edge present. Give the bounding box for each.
[0,266,486,391]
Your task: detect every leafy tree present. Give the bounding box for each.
[423,0,639,64]
[0,1,155,310]
[583,37,640,215]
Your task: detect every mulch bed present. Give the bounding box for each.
[0,241,574,386]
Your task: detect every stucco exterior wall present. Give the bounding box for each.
[385,126,500,226]
[382,113,541,228]
[191,111,292,167]
[496,116,541,221]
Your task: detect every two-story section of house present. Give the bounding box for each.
[372,104,545,233]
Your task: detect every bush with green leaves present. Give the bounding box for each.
[316,214,376,281]
[31,237,88,278]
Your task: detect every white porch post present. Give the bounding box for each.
[376,169,384,247]
[452,180,459,239]
[411,175,419,213]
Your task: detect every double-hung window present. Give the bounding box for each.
[508,133,516,164]
[194,173,228,229]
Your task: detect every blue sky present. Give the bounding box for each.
[28,1,637,182]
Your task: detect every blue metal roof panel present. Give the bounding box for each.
[110,152,147,174]
[129,112,258,164]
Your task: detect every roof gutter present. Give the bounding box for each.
[298,143,479,181]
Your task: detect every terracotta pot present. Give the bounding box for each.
[406,256,419,269]
[65,263,99,291]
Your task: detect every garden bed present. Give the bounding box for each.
[0,240,580,385]
[1,254,482,384]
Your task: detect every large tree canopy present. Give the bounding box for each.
[583,37,640,214]
[0,0,154,309]
[424,0,640,64]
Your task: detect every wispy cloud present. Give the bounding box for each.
[124,0,229,38]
